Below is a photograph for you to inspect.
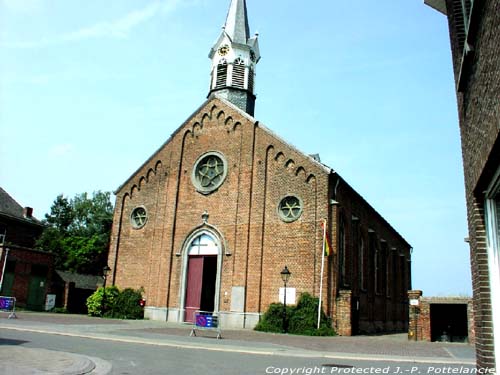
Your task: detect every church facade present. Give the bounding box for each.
[107,0,411,334]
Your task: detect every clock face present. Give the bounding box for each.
[218,45,230,56]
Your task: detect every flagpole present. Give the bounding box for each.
[317,219,327,329]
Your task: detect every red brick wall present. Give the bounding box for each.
[108,97,411,333]
[1,246,54,308]
[334,178,411,333]
[443,0,500,369]
[108,98,330,316]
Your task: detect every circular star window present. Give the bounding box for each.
[278,195,303,222]
[131,206,148,229]
[192,152,228,194]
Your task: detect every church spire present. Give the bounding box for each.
[224,0,250,45]
[208,0,260,116]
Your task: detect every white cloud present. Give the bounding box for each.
[1,0,182,48]
[48,144,74,158]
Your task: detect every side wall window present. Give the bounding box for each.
[339,215,346,286]
[485,172,500,361]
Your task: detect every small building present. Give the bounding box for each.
[0,186,53,310]
[52,271,102,314]
[408,291,474,343]
[108,0,412,334]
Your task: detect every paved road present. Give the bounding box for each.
[0,329,476,375]
[0,312,476,374]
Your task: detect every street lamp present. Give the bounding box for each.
[101,265,111,317]
[280,265,291,333]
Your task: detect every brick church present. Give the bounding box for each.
[108,0,411,334]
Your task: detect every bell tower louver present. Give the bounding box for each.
[208,0,260,116]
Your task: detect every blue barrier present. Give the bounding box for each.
[0,296,17,319]
[190,311,221,339]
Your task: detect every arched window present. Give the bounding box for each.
[188,233,218,256]
[339,215,346,285]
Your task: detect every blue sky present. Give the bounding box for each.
[0,0,470,296]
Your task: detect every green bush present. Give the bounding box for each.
[255,292,336,336]
[255,303,294,333]
[110,288,144,320]
[289,293,336,336]
[86,286,144,319]
[86,286,119,317]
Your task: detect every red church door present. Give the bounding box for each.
[184,233,219,323]
[185,256,204,323]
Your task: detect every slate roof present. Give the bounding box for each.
[55,270,102,290]
[224,0,250,44]
[0,186,42,225]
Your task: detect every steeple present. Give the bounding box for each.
[208,0,260,116]
[224,0,250,44]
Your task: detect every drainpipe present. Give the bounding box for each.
[0,247,10,292]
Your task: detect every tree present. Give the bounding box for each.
[36,191,114,275]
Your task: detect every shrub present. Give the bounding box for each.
[86,286,119,317]
[255,292,336,336]
[289,293,336,336]
[254,303,294,333]
[109,288,144,320]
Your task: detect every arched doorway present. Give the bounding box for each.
[183,232,220,322]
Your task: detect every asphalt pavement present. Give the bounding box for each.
[0,311,476,374]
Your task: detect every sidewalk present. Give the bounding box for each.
[0,311,476,374]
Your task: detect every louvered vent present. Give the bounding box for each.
[216,60,228,88]
[232,59,245,89]
[452,0,467,53]
[248,68,254,93]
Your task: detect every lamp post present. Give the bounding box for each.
[101,265,111,317]
[280,265,291,333]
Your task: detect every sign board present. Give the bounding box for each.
[45,294,56,311]
[279,287,296,305]
[409,299,420,306]
[195,313,218,328]
[191,312,222,339]
[0,296,14,311]
[0,296,17,318]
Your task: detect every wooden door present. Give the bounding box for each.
[184,256,204,322]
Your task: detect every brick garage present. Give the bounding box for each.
[408,291,474,343]
[108,0,412,333]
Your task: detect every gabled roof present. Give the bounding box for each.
[115,94,331,194]
[0,187,42,225]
